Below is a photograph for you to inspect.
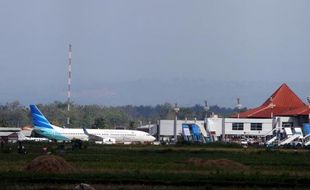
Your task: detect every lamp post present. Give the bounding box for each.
[268,97,277,142]
[173,103,180,143]
[204,100,209,128]
[307,96,310,123]
[269,97,275,118]
[236,98,242,118]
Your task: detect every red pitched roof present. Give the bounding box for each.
[279,105,309,116]
[235,83,307,118]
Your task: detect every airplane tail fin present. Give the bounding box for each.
[30,105,53,129]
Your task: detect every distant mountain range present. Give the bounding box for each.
[72,79,309,108]
[1,78,307,108]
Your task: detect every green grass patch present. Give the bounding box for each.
[1,142,310,189]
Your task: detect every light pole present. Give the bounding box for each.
[269,97,277,142]
[269,97,275,118]
[307,96,310,123]
[139,120,142,127]
[204,100,209,128]
[236,98,242,118]
[173,103,180,143]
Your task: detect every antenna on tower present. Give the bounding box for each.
[67,44,72,126]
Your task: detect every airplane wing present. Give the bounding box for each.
[82,127,103,141]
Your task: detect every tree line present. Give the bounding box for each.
[0,101,246,128]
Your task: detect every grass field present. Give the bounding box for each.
[1,142,310,190]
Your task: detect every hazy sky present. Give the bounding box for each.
[0,1,309,107]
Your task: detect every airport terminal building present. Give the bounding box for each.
[156,84,310,145]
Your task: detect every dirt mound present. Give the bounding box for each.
[186,158,248,171]
[25,155,75,173]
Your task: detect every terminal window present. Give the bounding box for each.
[251,123,262,131]
[232,123,244,130]
[282,122,293,127]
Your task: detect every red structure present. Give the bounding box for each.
[235,83,308,118]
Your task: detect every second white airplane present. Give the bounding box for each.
[30,105,156,144]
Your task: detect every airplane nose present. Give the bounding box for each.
[151,136,156,141]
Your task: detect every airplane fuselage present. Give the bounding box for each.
[34,125,155,143]
[30,104,156,144]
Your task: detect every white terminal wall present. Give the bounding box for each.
[159,120,205,136]
[207,117,223,136]
[159,116,299,138]
[224,118,273,136]
[206,117,273,137]
[275,117,299,127]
